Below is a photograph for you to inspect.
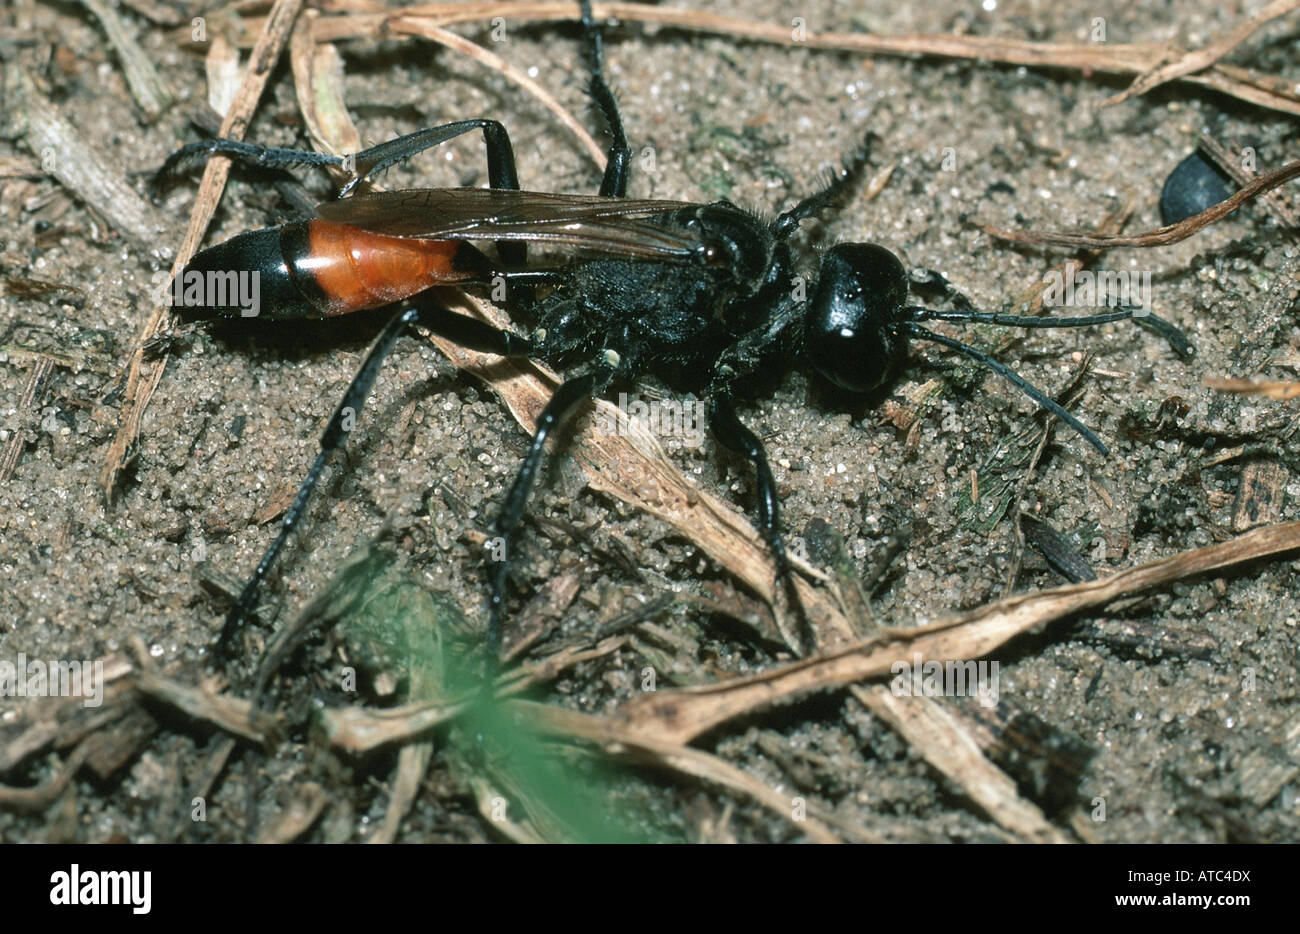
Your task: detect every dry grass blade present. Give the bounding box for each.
[290,13,604,174]
[614,521,1300,746]
[319,697,470,752]
[254,782,328,843]
[291,10,361,171]
[206,32,243,117]
[0,744,92,810]
[100,0,305,503]
[321,636,627,753]
[1198,134,1300,229]
[520,701,850,843]
[368,744,433,844]
[469,777,545,843]
[1207,378,1300,400]
[851,685,1070,843]
[1186,63,1300,115]
[119,0,184,26]
[133,667,278,744]
[0,356,53,486]
[497,636,628,693]
[1104,0,1300,106]
[0,721,61,775]
[984,158,1300,249]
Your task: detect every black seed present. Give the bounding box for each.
[1159,152,1235,226]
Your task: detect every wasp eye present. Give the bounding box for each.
[806,243,909,393]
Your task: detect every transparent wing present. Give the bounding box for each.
[316,188,705,260]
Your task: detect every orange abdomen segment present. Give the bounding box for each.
[302,219,482,316]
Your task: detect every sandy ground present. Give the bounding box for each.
[1,0,1298,843]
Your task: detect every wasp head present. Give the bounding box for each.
[805,243,910,393]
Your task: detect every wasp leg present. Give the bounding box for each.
[580,0,631,198]
[411,305,537,356]
[154,119,528,265]
[219,296,535,657]
[155,119,522,195]
[771,131,876,239]
[151,137,341,196]
[487,365,612,655]
[338,121,521,195]
[708,394,789,577]
[708,393,815,653]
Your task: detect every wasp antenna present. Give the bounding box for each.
[908,305,1138,329]
[906,301,1195,360]
[906,323,1109,455]
[1131,311,1196,359]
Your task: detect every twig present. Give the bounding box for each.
[248,2,1300,117]
[984,158,1300,249]
[1207,378,1300,400]
[0,356,53,486]
[1197,134,1300,229]
[615,520,1300,746]
[1103,0,1300,107]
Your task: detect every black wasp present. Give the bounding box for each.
[161,2,1184,658]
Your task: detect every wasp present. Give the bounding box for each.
[160,2,1185,658]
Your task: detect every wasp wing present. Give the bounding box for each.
[315,188,705,260]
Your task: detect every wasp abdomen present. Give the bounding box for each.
[175,220,489,320]
[297,220,487,316]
